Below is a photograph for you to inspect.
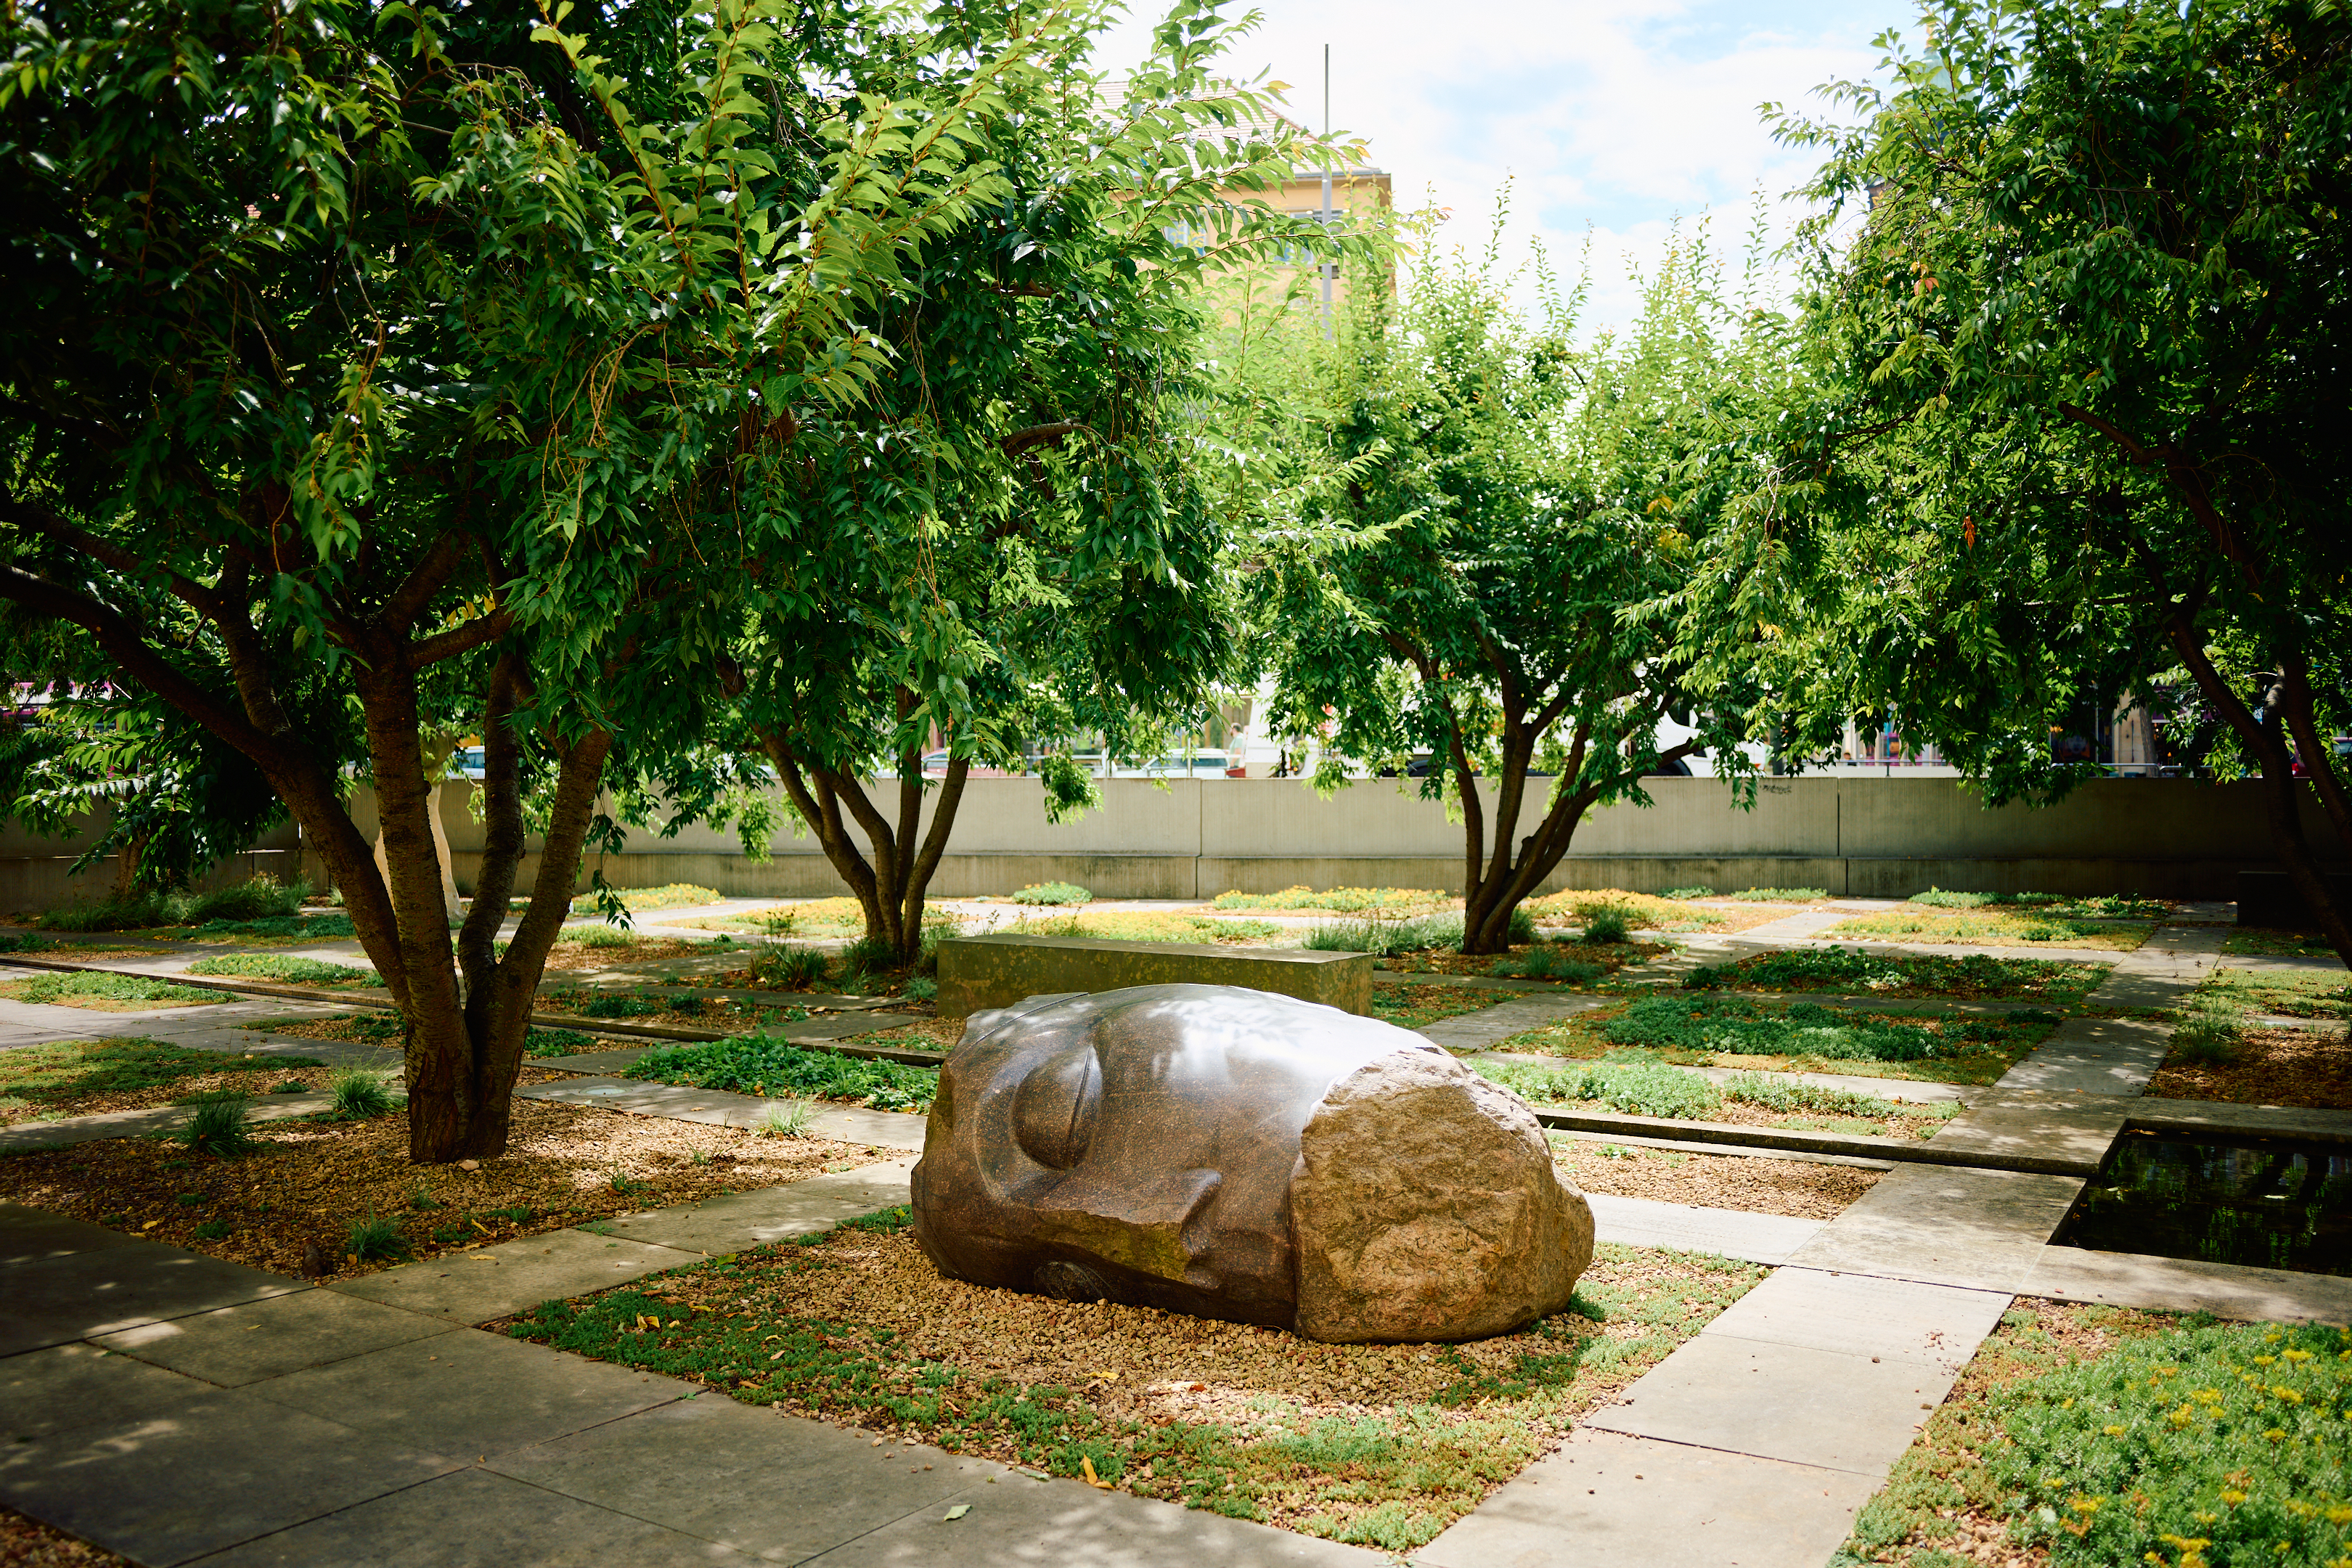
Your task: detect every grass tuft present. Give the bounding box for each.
[344,1211,411,1262]
[1008,881,1092,906]
[1,969,223,1007]
[327,1069,400,1120]
[756,1098,817,1138]
[180,1090,259,1156]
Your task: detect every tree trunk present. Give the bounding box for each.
[761,728,971,967]
[2168,623,2352,968]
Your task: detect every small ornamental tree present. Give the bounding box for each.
[1764,0,2352,960]
[1242,213,1792,953]
[0,0,1029,1158]
[716,0,1368,962]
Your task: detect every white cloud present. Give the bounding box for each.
[1090,0,1914,331]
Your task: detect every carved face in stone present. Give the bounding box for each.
[909,984,1441,1328]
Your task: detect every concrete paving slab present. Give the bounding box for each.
[1782,1164,2083,1292]
[805,1106,927,1151]
[2023,1245,2352,1323]
[807,1463,1381,1568]
[186,1466,760,1567]
[0,1241,307,1356]
[1418,995,1607,1051]
[1580,1334,1956,1477]
[1418,1429,1877,1568]
[515,1075,749,1120]
[1924,1093,2128,1175]
[327,1228,690,1324]
[0,1384,462,1567]
[92,1287,457,1387]
[1699,1268,2012,1375]
[0,1201,145,1265]
[523,1047,652,1075]
[251,1326,683,1459]
[2126,1096,2352,1141]
[597,1159,917,1255]
[489,1393,997,1564]
[1587,1192,1829,1266]
[0,1342,220,1441]
[1994,1018,2172,1097]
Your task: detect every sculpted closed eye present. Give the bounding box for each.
[1010,1042,1102,1169]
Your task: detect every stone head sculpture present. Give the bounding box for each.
[910,983,1594,1343]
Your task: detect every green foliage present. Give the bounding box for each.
[1606,995,1959,1063]
[1227,198,1790,955]
[1755,0,2352,957]
[1580,904,1635,945]
[1715,1072,1906,1119]
[629,1038,937,1112]
[0,1037,323,1108]
[180,1092,258,1157]
[1911,889,2170,921]
[1725,888,1829,903]
[38,875,309,934]
[1212,886,1451,914]
[1302,909,1537,956]
[567,885,719,915]
[1008,882,1092,907]
[2170,997,2246,1067]
[555,925,640,950]
[327,1070,399,1121]
[0,933,53,954]
[748,946,832,990]
[1985,1320,2352,1567]
[185,955,372,987]
[1490,946,1606,984]
[343,1212,412,1263]
[4,969,219,1007]
[523,1028,604,1058]
[1659,886,1713,901]
[1683,945,2106,1002]
[1475,1053,1724,1120]
[756,1098,817,1139]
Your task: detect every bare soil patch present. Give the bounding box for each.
[0,1099,882,1279]
[2147,1025,2352,1109]
[1551,1140,1880,1218]
[506,1220,1761,1551]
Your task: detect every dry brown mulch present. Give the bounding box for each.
[2147,1026,2352,1108]
[0,1099,883,1280]
[0,1506,128,1568]
[537,939,716,973]
[1553,1141,1880,1218]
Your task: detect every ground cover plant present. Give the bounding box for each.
[1824,907,2152,952]
[1908,889,2171,920]
[1524,890,1731,934]
[536,987,812,1034]
[1474,1053,1959,1138]
[1686,947,2108,1003]
[568,884,722,916]
[1209,886,1455,915]
[240,1011,607,1060]
[1726,888,1829,902]
[2223,928,2344,959]
[1550,1136,1880,1220]
[1366,984,1517,1030]
[1004,912,1283,945]
[1489,997,2051,1087]
[505,1212,1763,1550]
[147,912,363,945]
[0,1099,878,1278]
[0,1037,328,1123]
[0,969,224,1010]
[686,899,879,939]
[1837,1306,2352,1568]
[2197,968,2352,1021]
[1008,882,1092,906]
[34,875,311,934]
[185,954,377,987]
[627,1037,939,1111]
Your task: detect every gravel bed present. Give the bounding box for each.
[506,1223,1761,1551]
[2145,1026,2352,1109]
[0,1098,883,1279]
[0,1503,128,1567]
[1552,1141,1879,1218]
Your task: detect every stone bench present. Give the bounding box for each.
[934,934,1372,1018]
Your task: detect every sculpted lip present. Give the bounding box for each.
[910,982,1594,1343]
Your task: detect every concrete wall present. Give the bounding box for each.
[0,807,303,916]
[298,774,2331,903]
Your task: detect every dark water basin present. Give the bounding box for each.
[2053,1127,2352,1276]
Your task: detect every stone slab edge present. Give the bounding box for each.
[1532,1106,2104,1175]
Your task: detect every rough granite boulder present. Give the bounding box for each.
[1291,1049,1595,1342]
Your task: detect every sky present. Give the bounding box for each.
[1088,0,1929,331]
